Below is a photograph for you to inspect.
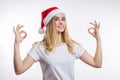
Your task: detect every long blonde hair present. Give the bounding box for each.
[36,17,75,54]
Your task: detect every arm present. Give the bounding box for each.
[13,24,34,75]
[79,21,102,68]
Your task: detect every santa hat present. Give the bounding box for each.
[38,7,64,34]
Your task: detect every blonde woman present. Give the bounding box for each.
[13,7,102,80]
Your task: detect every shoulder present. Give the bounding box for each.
[32,41,43,47]
[72,40,85,53]
[29,41,45,54]
[72,41,85,58]
[72,40,83,47]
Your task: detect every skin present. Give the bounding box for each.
[53,13,66,45]
[13,25,34,74]
[13,13,102,75]
[80,21,102,68]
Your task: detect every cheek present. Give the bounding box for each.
[55,22,60,26]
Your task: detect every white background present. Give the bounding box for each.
[0,0,120,80]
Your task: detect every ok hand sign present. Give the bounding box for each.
[88,20,101,40]
[13,24,27,44]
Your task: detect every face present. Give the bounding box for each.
[53,13,66,33]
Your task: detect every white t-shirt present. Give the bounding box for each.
[28,43,85,80]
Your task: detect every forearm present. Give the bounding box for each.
[14,42,24,74]
[94,37,102,67]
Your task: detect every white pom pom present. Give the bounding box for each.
[38,28,44,34]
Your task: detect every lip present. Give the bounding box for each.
[58,25,64,29]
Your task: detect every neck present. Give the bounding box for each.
[55,32,63,46]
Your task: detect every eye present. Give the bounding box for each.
[62,17,66,21]
[54,17,59,21]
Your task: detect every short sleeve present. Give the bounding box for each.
[74,43,85,59]
[28,46,40,62]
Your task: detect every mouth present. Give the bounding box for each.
[58,25,64,29]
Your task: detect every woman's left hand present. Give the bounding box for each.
[88,20,100,40]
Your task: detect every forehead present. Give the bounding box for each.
[54,13,65,18]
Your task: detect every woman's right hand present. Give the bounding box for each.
[13,24,27,44]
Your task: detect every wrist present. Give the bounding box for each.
[14,41,20,46]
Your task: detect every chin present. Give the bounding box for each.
[58,29,65,33]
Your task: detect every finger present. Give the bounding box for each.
[20,31,27,38]
[13,26,18,35]
[88,27,94,31]
[94,22,100,30]
[89,22,94,25]
[98,22,100,28]
[16,24,24,31]
[16,24,20,31]
[94,20,97,25]
[88,27,94,34]
[18,25,24,31]
[94,20,100,27]
[88,31,95,37]
[89,22,96,27]
[90,21,100,29]
[88,27,95,37]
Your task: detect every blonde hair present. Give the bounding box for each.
[35,17,75,54]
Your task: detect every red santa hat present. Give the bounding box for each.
[38,7,64,34]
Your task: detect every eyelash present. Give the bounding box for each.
[54,18,66,21]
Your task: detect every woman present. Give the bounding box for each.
[13,7,102,80]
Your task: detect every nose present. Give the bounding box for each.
[59,19,63,25]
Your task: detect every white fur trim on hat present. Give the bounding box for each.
[43,9,63,26]
[38,28,44,34]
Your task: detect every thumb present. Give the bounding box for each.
[88,27,95,37]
